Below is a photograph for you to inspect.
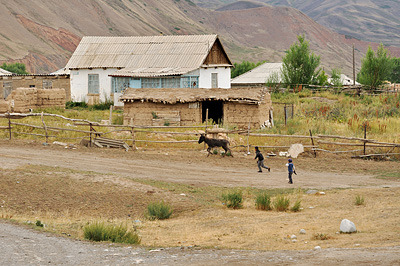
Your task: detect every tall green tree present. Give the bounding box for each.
[357,44,392,89]
[1,62,29,74]
[231,60,265,78]
[388,57,400,83]
[281,35,321,86]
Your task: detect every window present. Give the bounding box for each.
[112,77,130,93]
[3,81,12,99]
[43,80,52,89]
[142,78,161,88]
[211,73,218,88]
[181,76,199,88]
[88,74,99,94]
[161,77,181,88]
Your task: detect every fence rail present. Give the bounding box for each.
[1,112,399,159]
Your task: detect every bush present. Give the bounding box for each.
[255,192,271,211]
[222,190,243,209]
[313,233,331,240]
[147,201,173,220]
[354,195,365,206]
[291,199,302,212]
[66,101,88,109]
[273,195,290,211]
[83,222,141,244]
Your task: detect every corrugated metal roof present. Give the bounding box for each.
[66,35,219,70]
[0,68,13,75]
[111,67,197,77]
[231,62,283,85]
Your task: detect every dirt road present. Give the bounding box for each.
[0,142,396,189]
[1,142,399,265]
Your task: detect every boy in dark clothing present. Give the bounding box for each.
[254,146,270,173]
[286,158,296,184]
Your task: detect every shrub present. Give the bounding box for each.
[291,199,302,212]
[147,201,173,220]
[354,195,365,206]
[66,101,88,109]
[273,195,290,211]
[255,192,271,211]
[35,220,44,227]
[313,233,331,240]
[83,222,141,244]
[213,149,218,155]
[222,190,243,209]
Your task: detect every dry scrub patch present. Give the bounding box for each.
[1,163,399,251]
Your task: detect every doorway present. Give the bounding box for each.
[202,100,223,124]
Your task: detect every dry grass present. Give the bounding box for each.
[1,162,399,251]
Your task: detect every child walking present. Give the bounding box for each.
[254,146,270,173]
[286,158,296,184]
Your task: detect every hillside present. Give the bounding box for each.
[0,0,399,77]
[195,0,400,47]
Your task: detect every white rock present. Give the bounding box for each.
[340,219,357,233]
[319,192,326,195]
[299,229,306,234]
[292,239,297,243]
[290,234,297,239]
[314,246,322,251]
[53,141,68,146]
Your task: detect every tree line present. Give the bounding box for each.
[232,35,399,89]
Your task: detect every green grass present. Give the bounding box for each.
[83,222,141,244]
[354,195,365,206]
[222,190,243,209]
[290,199,302,212]
[146,201,173,220]
[255,192,271,211]
[273,195,290,212]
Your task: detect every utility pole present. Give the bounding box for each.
[353,43,356,85]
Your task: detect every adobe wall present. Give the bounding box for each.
[123,101,202,126]
[223,92,272,129]
[0,75,70,101]
[0,88,66,113]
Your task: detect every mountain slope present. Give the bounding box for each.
[0,0,399,77]
[194,0,400,47]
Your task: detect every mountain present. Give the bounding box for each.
[1,0,399,77]
[194,0,400,47]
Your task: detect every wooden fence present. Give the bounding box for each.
[1,112,399,159]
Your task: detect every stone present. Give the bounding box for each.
[288,143,304,158]
[299,229,306,234]
[314,246,322,251]
[340,219,357,233]
[290,234,297,239]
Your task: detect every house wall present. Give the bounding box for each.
[223,93,272,129]
[199,67,231,88]
[123,101,202,126]
[0,75,70,100]
[70,68,117,103]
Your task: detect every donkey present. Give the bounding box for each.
[198,134,232,157]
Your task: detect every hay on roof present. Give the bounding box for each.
[120,87,267,104]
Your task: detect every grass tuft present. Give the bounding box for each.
[274,195,290,211]
[355,195,365,206]
[83,222,141,244]
[222,190,243,209]
[147,201,173,220]
[255,192,271,211]
[291,199,302,212]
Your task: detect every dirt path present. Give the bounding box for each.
[1,221,399,266]
[1,142,400,265]
[0,143,396,189]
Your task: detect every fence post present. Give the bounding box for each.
[204,108,208,150]
[284,105,287,126]
[89,123,93,147]
[41,112,48,143]
[131,126,136,150]
[247,121,250,154]
[364,123,367,155]
[309,129,317,158]
[7,112,11,140]
[109,105,113,125]
[291,104,294,119]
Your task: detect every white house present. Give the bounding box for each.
[231,62,283,87]
[64,35,233,106]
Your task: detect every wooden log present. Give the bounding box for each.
[317,134,376,142]
[134,140,198,143]
[133,130,200,135]
[317,140,397,147]
[12,131,56,138]
[313,148,363,154]
[246,133,314,139]
[352,153,400,158]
